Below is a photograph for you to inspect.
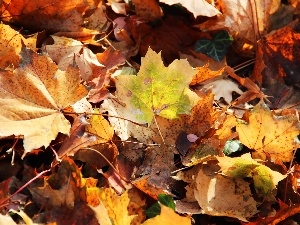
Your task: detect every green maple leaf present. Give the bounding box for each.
[195,30,233,62]
[115,48,199,124]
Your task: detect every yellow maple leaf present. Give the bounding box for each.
[86,109,114,144]
[236,102,300,161]
[89,188,140,225]
[0,24,36,69]
[142,204,191,225]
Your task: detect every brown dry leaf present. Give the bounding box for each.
[44,35,105,81]
[225,66,266,104]
[132,0,163,21]
[57,115,97,158]
[160,0,220,18]
[71,110,118,168]
[85,2,109,31]
[136,145,175,190]
[74,143,118,170]
[110,2,127,15]
[197,0,280,46]
[0,24,36,69]
[59,110,118,168]
[0,47,87,155]
[132,175,168,200]
[251,20,300,109]
[130,15,203,65]
[215,114,237,140]
[29,158,86,210]
[149,93,222,146]
[88,47,126,103]
[236,102,300,162]
[179,51,226,71]
[44,36,83,70]
[195,163,258,221]
[1,0,98,32]
[142,204,191,225]
[53,29,101,45]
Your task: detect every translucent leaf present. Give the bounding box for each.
[115,47,199,124]
[217,153,286,198]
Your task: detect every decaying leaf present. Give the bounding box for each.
[29,158,86,209]
[195,163,258,221]
[217,153,286,198]
[57,115,97,158]
[115,47,199,124]
[236,102,300,162]
[251,20,300,109]
[0,47,88,155]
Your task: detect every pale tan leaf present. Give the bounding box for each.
[160,0,221,18]
[195,163,258,221]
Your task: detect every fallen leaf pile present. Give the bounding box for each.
[0,0,300,224]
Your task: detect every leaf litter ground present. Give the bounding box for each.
[0,1,300,225]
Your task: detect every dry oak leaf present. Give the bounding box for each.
[160,0,220,18]
[236,102,300,162]
[0,47,87,155]
[0,24,36,69]
[142,204,191,225]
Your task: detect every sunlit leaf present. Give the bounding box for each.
[115,47,199,124]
